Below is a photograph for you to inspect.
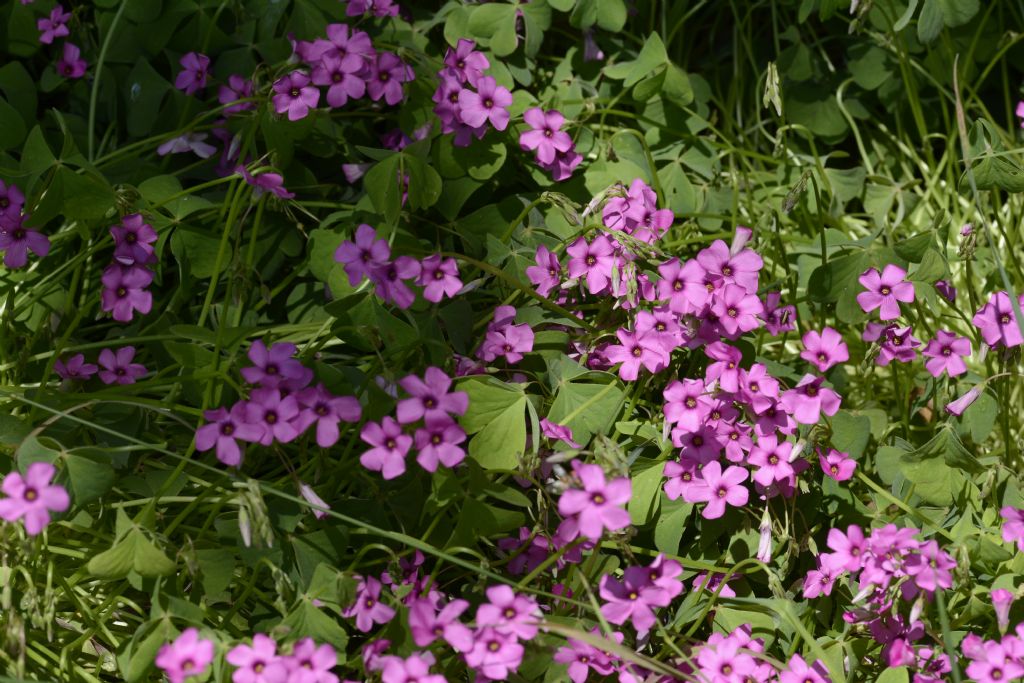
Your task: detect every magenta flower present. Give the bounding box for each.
[904,539,956,592]
[760,291,796,335]
[413,416,466,471]
[525,244,562,297]
[443,38,489,86]
[226,634,288,683]
[397,366,469,423]
[101,264,153,322]
[604,328,670,381]
[323,22,375,63]
[973,290,1024,349]
[779,654,829,683]
[540,418,581,448]
[0,462,69,535]
[747,434,795,487]
[553,629,621,683]
[463,628,524,681]
[380,653,446,683]
[343,576,396,632]
[312,52,367,108]
[218,74,255,115]
[110,213,158,265]
[408,597,473,649]
[935,279,957,303]
[294,384,362,448]
[359,416,412,479]
[856,265,914,320]
[541,148,583,181]
[476,584,541,640]
[370,256,421,310]
[704,342,743,393]
[55,353,97,381]
[241,341,311,389]
[802,566,838,599]
[946,386,982,416]
[245,388,302,445]
[520,108,573,165]
[1000,506,1024,552]
[992,589,1014,633]
[711,283,764,336]
[157,132,217,159]
[368,52,413,106]
[57,42,87,78]
[597,569,672,637]
[922,330,971,377]
[800,327,849,372]
[335,224,391,286]
[98,346,147,385]
[174,52,210,95]
[285,638,338,683]
[195,403,263,467]
[780,374,841,425]
[272,71,320,121]
[0,181,25,223]
[155,628,215,683]
[557,461,631,540]
[876,325,921,365]
[0,217,50,268]
[566,235,616,295]
[416,254,462,302]
[234,165,295,199]
[684,460,749,519]
[37,4,70,44]
[965,642,1024,683]
[459,76,512,130]
[739,363,780,415]
[818,448,856,482]
[478,307,534,364]
[696,238,763,293]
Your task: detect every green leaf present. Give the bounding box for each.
[654,498,690,554]
[847,44,892,91]
[405,154,442,210]
[876,667,909,683]
[125,58,173,137]
[964,154,1024,193]
[467,4,519,56]
[88,527,177,579]
[0,97,26,151]
[0,62,37,124]
[627,459,664,525]
[364,154,403,226]
[918,0,979,43]
[59,168,115,220]
[281,599,349,653]
[460,377,528,469]
[547,379,624,446]
[604,33,668,87]
[449,498,525,546]
[196,549,235,596]
[170,225,221,279]
[596,0,627,30]
[662,64,694,106]
[64,451,115,504]
[908,248,947,283]
[438,137,508,181]
[830,410,870,459]
[807,251,867,303]
[894,231,934,263]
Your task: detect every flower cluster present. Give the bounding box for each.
[101,214,157,322]
[56,346,148,385]
[194,341,362,467]
[961,623,1024,683]
[335,224,464,308]
[359,366,468,479]
[0,181,50,268]
[557,461,631,541]
[519,108,582,181]
[34,3,86,79]
[0,462,69,536]
[681,625,833,683]
[803,524,956,677]
[598,553,682,637]
[434,39,513,147]
[476,305,535,365]
[156,628,340,683]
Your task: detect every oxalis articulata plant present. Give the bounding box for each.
[0,1,1023,682]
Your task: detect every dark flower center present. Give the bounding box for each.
[768,455,778,465]
[0,199,8,208]
[125,232,137,243]
[24,488,38,501]
[434,270,444,280]
[483,98,493,108]
[585,256,596,266]
[488,641,501,652]
[673,281,683,291]
[817,353,827,362]
[726,307,738,318]
[115,367,126,376]
[749,383,759,392]
[632,347,643,357]
[503,607,515,618]
[253,662,265,673]
[265,364,279,375]
[431,434,442,445]
[716,487,729,498]
[221,423,235,436]
[64,65,74,75]
[316,405,329,416]
[942,348,951,356]
[332,72,343,83]
[655,323,666,331]
[265,412,278,424]
[379,72,389,82]
[692,436,704,447]
[1001,314,1011,324]
[805,386,818,397]
[591,493,606,505]
[830,465,839,474]
[722,266,733,276]
[880,286,891,296]
[503,344,512,352]
[685,398,697,408]
[385,439,396,449]
[290,88,300,98]
[423,397,436,408]
[12,228,25,239]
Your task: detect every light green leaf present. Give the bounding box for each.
[547,380,624,446]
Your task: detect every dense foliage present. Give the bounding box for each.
[2,0,1024,681]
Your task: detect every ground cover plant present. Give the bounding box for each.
[2,0,1024,681]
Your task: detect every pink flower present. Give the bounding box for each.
[760,291,797,335]
[946,386,982,416]
[520,108,573,165]
[408,598,473,649]
[241,341,311,389]
[1000,506,1024,552]
[157,133,217,159]
[876,325,920,365]
[0,462,69,535]
[110,213,158,265]
[553,629,620,683]
[416,254,462,302]
[597,567,672,637]
[174,52,210,95]
[297,483,331,521]
[0,181,25,223]
[380,652,446,683]
[155,628,215,683]
[0,217,50,268]
[226,634,288,683]
[312,52,367,108]
[605,328,670,381]
[747,434,795,487]
[992,589,1014,633]
[704,342,743,393]
[294,384,362,448]
[922,330,971,377]
[57,42,87,78]
[540,418,581,448]
[397,366,469,423]
[370,256,421,309]
[973,291,1024,349]
[964,640,1024,683]
[802,566,838,598]
[557,461,631,540]
[195,404,263,467]
[360,417,412,479]
[272,71,320,121]
[459,76,512,130]
[335,224,391,286]
[37,4,70,44]
[100,263,153,322]
[779,654,829,683]
[696,238,763,293]
[219,74,255,114]
[478,307,534,364]
[464,628,524,680]
[442,38,489,87]
[285,638,338,683]
[779,374,841,425]
[904,539,956,592]
[684,460,749,519]
[566,235,617,295]
[55,353,98,381]
[856,265,914,320]
[245,388,302,445]
[343,576,396,632]
[711,283,764,336]
[525,245,562,297]
[800,327,849,372]
[368,52,413,106]
[97,346,147,385]
[818,448,856,482]
[476,584,541,639]
[413,416,466,471]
